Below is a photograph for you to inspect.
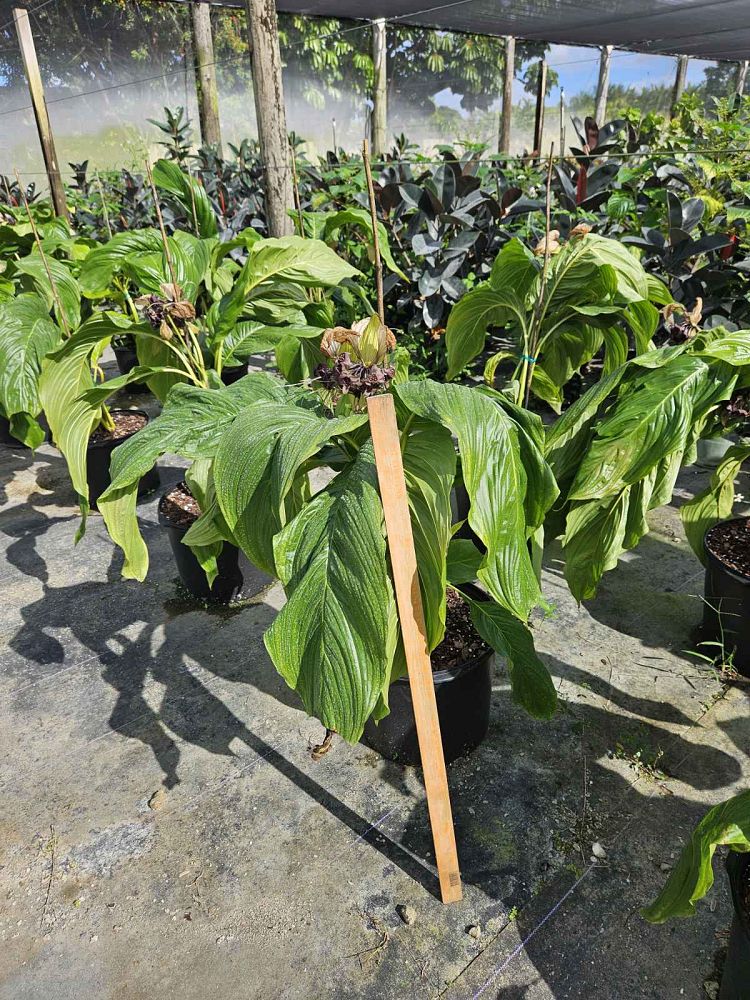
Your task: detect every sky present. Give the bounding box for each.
[434,43,717,112]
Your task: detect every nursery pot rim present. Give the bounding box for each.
[87,407,150,452]
[704,516,750,585]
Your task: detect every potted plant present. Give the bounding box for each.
[96,315,560,752]
[680,397,750,674]
[539,326,750,602]
[443,226,670,410]
[66,232,361,599]
[0,293,61,448]
[643,790,750,1000]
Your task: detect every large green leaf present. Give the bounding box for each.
[79,229,163,298]
[323,207,407,280]
[0,294,62,445]
[460,590,557,719]
[569,357,712,501]
[98,374,291,579]
[562,488,632,602]
[151,158,218,238]
[696,330,750,366]
[220,322,323,366]
[264,445,395,743]
[38,319,111,527]
[207,236,358,345]
[479,388,559,532]
[397,380,542,620]
[445,238,535,380]
[575,233,649,302]
[15,255,81,330]
[643,790,750,923]
[445,287,524,380]
[681,444,750,561]
[213,400,367,576]
[400,415,456,650]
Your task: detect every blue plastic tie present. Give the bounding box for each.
[520,354,537,363]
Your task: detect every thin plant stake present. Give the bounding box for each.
[367,392,462,904]
[144,158,179,298]
[290,143,304,238]
[523,141,555,408]
[14,168,70,338]
[362,139,384,323]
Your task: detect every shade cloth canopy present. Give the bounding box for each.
[276,0,750,61]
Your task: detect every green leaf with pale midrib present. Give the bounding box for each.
[643,789,750,923]
[213,400,368,576]
[397,380,544,621]
[460,590,556,719]
[0,294,62,436]
[264,444,395,743]
[98,373,292,579]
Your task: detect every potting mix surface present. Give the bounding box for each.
[88,410,147,445]
[1,367,749,1000]
[706,518,750,578]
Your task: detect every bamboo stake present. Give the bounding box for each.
[367,392,462,904]
[144,159,179,297]
[362,139,384,323]
[14,168,70,338]
[93,169,113,239]
[290,142,304,238]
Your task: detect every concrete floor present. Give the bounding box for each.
[0,384,748,1000]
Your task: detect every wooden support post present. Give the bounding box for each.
[671,54,689,117]
[533,58,547,156]
[498,35,515,155]
[244,0,293,236]
[191,0,223,153]
[594,45,613,125]
[12,6,68,221]
[736,60,749,97]
[371,18,387,158]
[367,393,462,905]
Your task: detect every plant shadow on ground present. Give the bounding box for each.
[6,507,744,916]
[3,456,747,989]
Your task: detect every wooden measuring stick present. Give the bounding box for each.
[367,393,462,904]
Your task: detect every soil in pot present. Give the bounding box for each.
[719,853,750,1000]
[362,586,493,765]
[159,481,259,603]
[703,518,750,676]
[87,409,160,507]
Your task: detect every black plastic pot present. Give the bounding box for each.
[0,412,50,450]
[0,414,25,449]
[87,409,160,508]
[158,484,256,603]
[113,339,149,391]
[702,518,750,677]
[719,853,750,1000]
[362,584,493,765]
[220,361,250,386]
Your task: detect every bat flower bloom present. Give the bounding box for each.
[135,282,196,341]
[533,230,561,257]
[662,298,703,343]
[316,315,397,399]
